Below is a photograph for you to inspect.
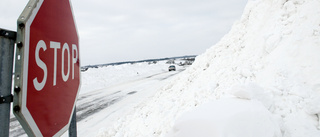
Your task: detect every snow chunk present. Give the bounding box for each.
[228,82,273,109]
[167,98,281,137]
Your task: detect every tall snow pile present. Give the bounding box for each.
[99,0,320,137]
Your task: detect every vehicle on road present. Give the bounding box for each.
[168,65,176,71]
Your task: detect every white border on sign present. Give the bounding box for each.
[22,0,45,136]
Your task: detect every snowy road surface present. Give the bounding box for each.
[9,63,185,137]
[68,69,183,137]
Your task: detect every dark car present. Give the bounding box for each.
[168,65,176,71]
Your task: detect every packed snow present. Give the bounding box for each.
[94,0,320,137]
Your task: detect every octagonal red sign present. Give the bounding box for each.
[14,0,80,136]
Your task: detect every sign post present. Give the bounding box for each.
[0,28,16,137]
[13,0,80,136]
[68,107,77,137]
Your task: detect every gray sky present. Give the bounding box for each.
[1,0,247,66]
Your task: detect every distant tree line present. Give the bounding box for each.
[81,55,197,72]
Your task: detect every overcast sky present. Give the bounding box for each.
[1,0,247,66]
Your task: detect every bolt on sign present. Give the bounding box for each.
[13,0,81,136]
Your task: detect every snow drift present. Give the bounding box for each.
[100,0,320,136]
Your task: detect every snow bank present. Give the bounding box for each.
[100,0,320,136]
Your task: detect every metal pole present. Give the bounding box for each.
[69,107,77,137]
[0,28,16,137]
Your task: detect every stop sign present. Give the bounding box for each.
[14,0,80,136]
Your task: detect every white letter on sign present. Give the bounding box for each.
[33,40,48,91]
[62,43,70,82]
[50,41,61,86]
[72,44,78,79]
